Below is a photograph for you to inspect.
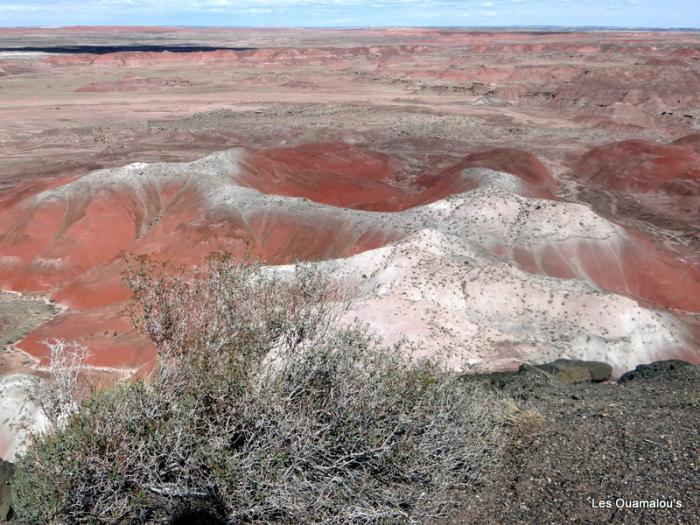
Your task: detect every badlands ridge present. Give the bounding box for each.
[1,142,698,377]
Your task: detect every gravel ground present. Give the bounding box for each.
[450,363,700,524]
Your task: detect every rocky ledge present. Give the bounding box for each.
[452,359,699,524]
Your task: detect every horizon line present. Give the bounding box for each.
[2,24,699,31]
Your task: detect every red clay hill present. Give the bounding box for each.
[1,141,699,373]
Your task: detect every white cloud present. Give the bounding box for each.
[0,4,43,11]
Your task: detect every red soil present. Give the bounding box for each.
[457,149,555,191]
[0,178,193,292]
[577,139,700,194]
[1,28,699,463]
[1,141,698,369]
[238,143,408,210]
[513,233,700,313]
[0,26,180,35]
[19,306,154,370]
[239,144,556,212]
[0,144,410,366]
[419,148,558,201]
[672,133,700,154]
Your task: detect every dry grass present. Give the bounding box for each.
[501,396,547,435]
[13,256,508,524]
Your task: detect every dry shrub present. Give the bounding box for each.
[123,254,347,393]
[28,339,91,431]
[14,256,507,524]
[501,397,546,436]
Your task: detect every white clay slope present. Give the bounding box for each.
[313,228,687,374]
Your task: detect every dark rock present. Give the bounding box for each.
[524,359,612,384]
[168,500,227,525]
[518,362,553,381]
[618,360,695,383]
[0,459,14,522]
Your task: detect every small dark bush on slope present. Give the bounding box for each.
[13,256,507,524]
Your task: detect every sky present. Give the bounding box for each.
[0,0,698,28]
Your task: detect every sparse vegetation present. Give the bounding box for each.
[681,387,699,408]
[13,255,507,524]
[28,339,91,431]
[0,292,56,348]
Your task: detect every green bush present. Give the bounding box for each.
[13,257,507,524]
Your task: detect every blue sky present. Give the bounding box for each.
[0,0,698,28]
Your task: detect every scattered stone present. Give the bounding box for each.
[518,362,555,381]
[618,359,696,383]
[0,460,14,522]
[453,358,700,524]
[527,358,612,384]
